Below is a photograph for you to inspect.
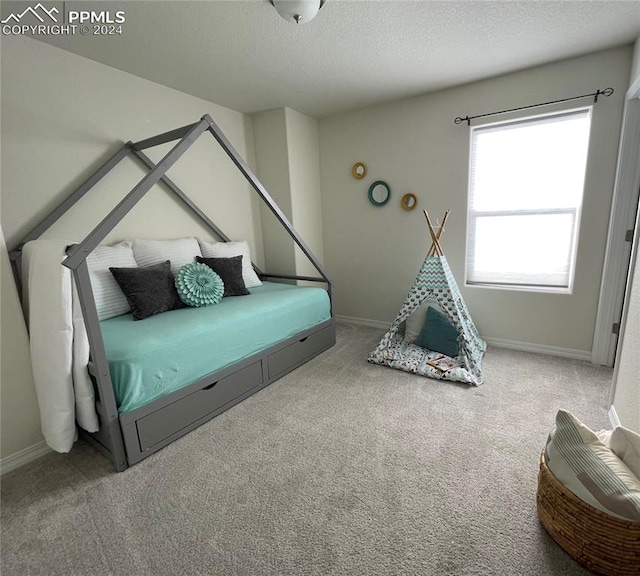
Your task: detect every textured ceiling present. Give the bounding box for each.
[37,0,640,118]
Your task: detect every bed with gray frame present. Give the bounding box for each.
[10,114,335,472]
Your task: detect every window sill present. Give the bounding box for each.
[465,282,572,295]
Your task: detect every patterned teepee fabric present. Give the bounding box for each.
[368,255,486,386]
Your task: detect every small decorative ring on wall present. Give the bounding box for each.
[368,181,391,207]
[401,193,417,211]
[352,162,367,179]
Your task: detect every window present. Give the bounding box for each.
[466,108,592,293]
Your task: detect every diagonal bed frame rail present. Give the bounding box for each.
[203,115,330,290]
[10,115,333,471]
[63,120,210,269]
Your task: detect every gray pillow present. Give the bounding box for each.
[109,261,184,320]
[196,255,249,297]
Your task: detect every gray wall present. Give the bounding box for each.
[253,108,297,276]
[1,37,263,254]
[286,108,325,280]
[252,107,324,279]
[0,228,43,458]
[318,46,632,355]
[0,37,262,461]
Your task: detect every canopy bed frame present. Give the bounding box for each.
[9,114,334,472]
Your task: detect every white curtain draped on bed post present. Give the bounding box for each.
[22,240,98,453]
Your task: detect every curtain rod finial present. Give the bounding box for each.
[594,87,614,103]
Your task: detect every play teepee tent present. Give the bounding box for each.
[368,210,486,385]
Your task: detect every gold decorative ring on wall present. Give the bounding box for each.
[401,193,417,211]
[352,162,367,179]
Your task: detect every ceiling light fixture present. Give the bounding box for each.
[269,0,326,24]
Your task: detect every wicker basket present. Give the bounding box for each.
[537,451,640,576]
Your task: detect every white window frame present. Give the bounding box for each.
[465,107,592,294]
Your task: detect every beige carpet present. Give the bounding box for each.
[1,322,612,576]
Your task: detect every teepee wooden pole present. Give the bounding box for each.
[424,210,450,256]
[439,209,451,245]
[424,211,441,256]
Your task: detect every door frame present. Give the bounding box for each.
[591,75,640,367]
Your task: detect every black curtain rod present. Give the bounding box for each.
[454,87,614,126]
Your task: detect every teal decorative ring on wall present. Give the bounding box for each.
[368,181,391,207]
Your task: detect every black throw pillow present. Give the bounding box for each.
[196,255,249,297]
[109,260,185,320]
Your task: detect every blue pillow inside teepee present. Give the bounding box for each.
[415,306,460,358]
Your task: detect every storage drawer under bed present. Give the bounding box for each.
[136,360,263,451]
[267,324,334,379]
[117,320,335,467]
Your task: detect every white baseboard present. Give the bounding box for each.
[336,315,390,330]
[483,337,591,361]
[337,315,592,361]
[0,441,50,475]
[608,405,621,429]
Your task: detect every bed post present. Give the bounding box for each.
[73,261,128,472]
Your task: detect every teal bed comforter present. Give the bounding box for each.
[100,282,331,413]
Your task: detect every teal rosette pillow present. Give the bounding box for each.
[175,262,224,307]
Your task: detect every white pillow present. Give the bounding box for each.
[546,410,640,521]
[87,242,137,320]
[132,238,201,276]
[404,302,442,343]
[199,240,262,288]
[597,427,640,480]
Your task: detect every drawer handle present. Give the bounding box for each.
[202,381,219,391]
[299,336,309,343]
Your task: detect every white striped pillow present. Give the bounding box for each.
[87,242,137,320]
[132,238,201,276]
[597,427,640,480]
[545,410,640,521]
[199,240,262,288]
